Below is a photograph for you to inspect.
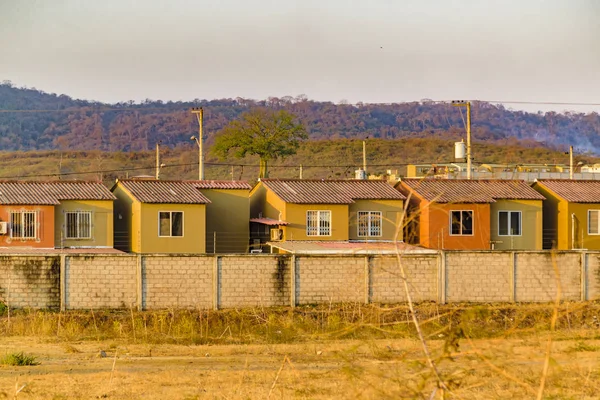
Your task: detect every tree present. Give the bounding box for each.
[212,108,307,178]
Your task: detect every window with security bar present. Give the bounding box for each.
[10,211,37,239]
[357,211,382,237]
[65,211,92,239]
[306,210,331,236]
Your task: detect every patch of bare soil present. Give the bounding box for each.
[0,335,599,399]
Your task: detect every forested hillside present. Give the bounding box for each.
[1,81,599,154]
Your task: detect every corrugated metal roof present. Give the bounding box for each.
[400,179,545,203]
[249,217,289,226]
[0,181,116,205]
[193,180,252,190]
[260,179,406,204]
[536,180,600,203]
[116,180,211,204]
[267,240,436,255]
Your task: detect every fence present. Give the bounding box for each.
[0,251,598,310]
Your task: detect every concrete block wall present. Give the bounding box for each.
[0,256,60,308]
[219,256,291,308]
[295,256,365,304]
[587,253,600,301]
[446,252,513,302]
[515,252,581,302]
[143,256,213,309]
[370,256,438,303]
[65,255,137,309]
[2,251,600,310]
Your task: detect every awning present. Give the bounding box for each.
[267,241,437,255]
[250,217,289,226]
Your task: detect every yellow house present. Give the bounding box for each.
[195,180,251,253]
[533,180,600,250]
[111,179,210,253]
[250,179,406,252]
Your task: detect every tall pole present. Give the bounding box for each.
[466,102,472,180]
[570,145,574,180]
[452,101,472,179]
[155,142,160,179]
[362,140,367,172]
[191,108,204,180]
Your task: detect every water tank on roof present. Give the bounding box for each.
[455,140,466,160]
[355,169,367,180]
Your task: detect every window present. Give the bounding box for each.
[589,210,600,235]
[11,211,37,239]
[358,211,382,237]
[159,211,183,237]
[498,211,521,236]
[65,211,92,239]
[307,210,331,236]
[450,210,473,235]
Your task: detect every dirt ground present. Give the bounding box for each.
[0,335,599,399]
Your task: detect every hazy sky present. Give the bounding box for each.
[1,0,598,112]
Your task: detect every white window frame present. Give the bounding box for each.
[306,210,331,237]
[158,211,184,237]
[588,210,600,235]
[65,211,92,239]
[357,211,383,237]
[10,210,37,240]
[449,210,474,236]
[498,210,522,237]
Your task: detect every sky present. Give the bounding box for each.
[0,0,599,113]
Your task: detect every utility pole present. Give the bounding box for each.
[569,145,574,180]
[155,142,160,179]
[191,107,204,180]
[362,140,367,173]
[451,101,472,179]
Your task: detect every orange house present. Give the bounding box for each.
[0,181,115,249]
[397,179,545,250]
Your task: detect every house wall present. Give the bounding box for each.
[200,188,250,253]
[489,199,543,250]
[348,199,404,241]
[139,203,206,253]
[55,200,114,248]
[283,203,349,241]
[112,184,135,252]
[0,205,55,248]
[3,251,600,309]
[423,203,491,250]
[533,183,560,249]
[568,203,600,250]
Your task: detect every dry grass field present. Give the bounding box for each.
[0,304,599,399]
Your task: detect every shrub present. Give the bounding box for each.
[1,352,38,366]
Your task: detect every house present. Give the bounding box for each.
[532,180,600,250]
[0,181,115,249]
[111,179,210,253]
[249,179,406,253]
[194,180,252,253]
[397,179,545,250]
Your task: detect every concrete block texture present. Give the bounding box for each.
[219,256,291,308]
[0,255,60,309]
[446,252,512,303]
[515,252,581,302]
[296,256,365,305]
[66,255,137,309]
[143,256,213,309]
[371,256,438,303]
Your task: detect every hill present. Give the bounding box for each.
[0,138,590,186]
[1,82,599,154]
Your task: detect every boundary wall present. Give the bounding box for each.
[0,251,598,310]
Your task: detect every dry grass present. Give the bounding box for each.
[0,303,599,398]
